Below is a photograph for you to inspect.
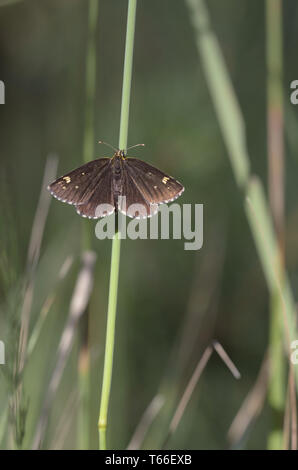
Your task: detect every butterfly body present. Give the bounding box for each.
[111,152,125,206]
[48,150,184,219]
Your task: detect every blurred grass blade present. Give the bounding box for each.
[0,407,8,448]
[266,0,286,449]
[32,251,97,449]
[186,0,297,343]
[83,0,98,166]
[26,256,74,358]
[127,395,165,450]
[228,351,270,446]
[186,0,298,448]
[50,391,78,450]
[82,0,98,252]
[26,155,58,273]
[77,346,90,450]
[19,155,58,375]
[245,178,296,339]
[8,155,58,449]
[213,340,241,379]
[246,178,297,449]
[79,0,99,449]
[163,341,240,448]
[185,0,250,189]
[266,0,285,246]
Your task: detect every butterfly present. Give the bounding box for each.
[48,142,184,219]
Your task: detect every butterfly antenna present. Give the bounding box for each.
[126,143,145,151]
[98,140,118,152]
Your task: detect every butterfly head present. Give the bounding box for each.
[114,149,126,160]
[98,140,145,159]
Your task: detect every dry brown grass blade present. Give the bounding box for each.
[282,365,297,450]
[283,372,291,450]
[228,351,270,445]
[26,154,59,272]
[163,341,240,448]
[288,358,297,450]
[49,390,79,450]
[31,250,97,449]
[127,395,165,450]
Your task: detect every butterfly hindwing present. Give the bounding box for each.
[48,158,110,206]
[75,162,115,219]
[118,164,158,218]
[124,158,184,206]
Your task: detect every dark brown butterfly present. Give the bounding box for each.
[48,143,184,219]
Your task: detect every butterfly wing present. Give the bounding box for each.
[48,158,111,206]
[75,162,115,219]
[124,158,184,207]
[48,155,184,220]
[118,163,158,218]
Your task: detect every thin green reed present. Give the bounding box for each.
[98,0,138,450]
[186,0,298,445]
[79,0,98,449]
[266,0,285,450]
[82,0,98,250]
[83,0,98,165]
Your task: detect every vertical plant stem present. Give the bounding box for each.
[266,0,285,450]
[98,0,138,450]
[79,0,98,450]
[83,0,98,165]
[82,0,99,250]
[118,0,137,151]
[98,232,121,450]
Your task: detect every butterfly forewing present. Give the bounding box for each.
[48,158,110,206]
[125,158,184,206]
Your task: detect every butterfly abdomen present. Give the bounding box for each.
[112,155,124,209]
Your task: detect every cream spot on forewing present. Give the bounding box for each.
[81,172,85,175]
[154,185,158,189]
[75,185,79,189]
[162,176,170,184]
[62,186,66,190]
[63,176,71,184]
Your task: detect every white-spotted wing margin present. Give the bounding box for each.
[48,184,184,220]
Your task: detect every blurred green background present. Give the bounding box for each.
[0,0,298,450]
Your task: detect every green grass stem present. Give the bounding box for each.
[265,0,285,449]
[78,0,99,450]
[82,0,98,251]
[98,0,138,450]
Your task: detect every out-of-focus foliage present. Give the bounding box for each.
[0,0,298,450]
